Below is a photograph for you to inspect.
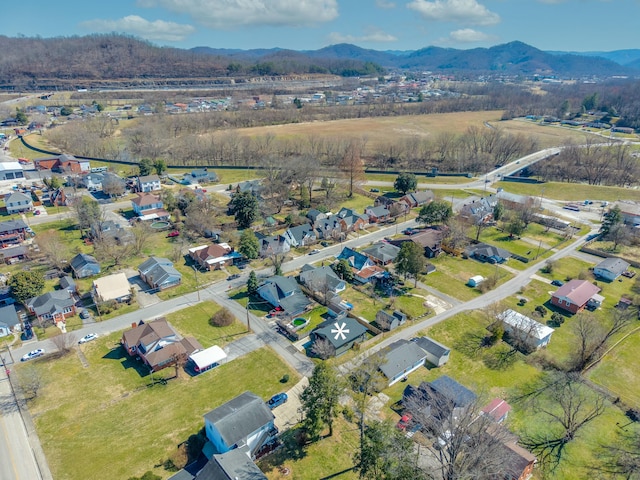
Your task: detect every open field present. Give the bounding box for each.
[232,111,586,155]
[20,340,299,480]
[497,180,640,203]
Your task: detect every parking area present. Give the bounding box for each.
[272,376,308,432]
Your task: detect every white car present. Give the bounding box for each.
[21,349,44,362]
[308,249,321,255]
[78,333,98,344]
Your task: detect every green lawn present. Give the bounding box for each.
[425,255,513,301]
[496,181,640,203]
[21,340,300,480]
[165,301,248,348]
[365,173,473,185]
[536,257,595,284]
[588,240,640,264]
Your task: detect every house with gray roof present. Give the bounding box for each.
[0,245,28,264]
[412,336,451,366]
[27,290,76,324]
[593,257,630,282]
[299,264,346,295]
[306,208,327,223]
[257,276,311,317]
[365,205,390,223]
[137,174,161,192]
[59,276,77,294]
[403,375,477,422]
[183,449,268,480]
[257,234,290,258]
[0,305,20,337]
[70,253,101,278]
[459,196,498,224]
[362,242,401,265]
[313,216,342,240]
[400,190,434,208]
[311,317,368,358]
[466,243,511,264]
[335,207,368,232]
[0,219,29,248]
[375,310,407,331]
[138,257,182,291]
[204,391,276,458]
[183,168,218,185]
[283,223,316,247]
[5,191,33,214]
[379,339,428,386]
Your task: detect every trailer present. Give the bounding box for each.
[188,345,227,374]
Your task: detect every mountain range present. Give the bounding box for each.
[193,41,638,77]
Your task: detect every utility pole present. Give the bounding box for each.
[192,265,200,302]
[245,303,251,333]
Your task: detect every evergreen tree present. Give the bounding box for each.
[9,271,45,306]
[395,242,425,286]
[231,192,259,229]
[238,229,260,259]
[600,205,622,238]
[418,200,452,225]
[332,259,354,282]
[246,270,259,296]
[138,158,154,176]
[300,363,342,439]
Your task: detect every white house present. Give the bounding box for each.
[137,174,161,192]
[497,309,555,350]
[5,191,33,214]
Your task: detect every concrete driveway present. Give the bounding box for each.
[273,376,309,432]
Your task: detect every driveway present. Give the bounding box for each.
[273,376,309,432]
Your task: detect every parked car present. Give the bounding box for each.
[21,349,44,362]
[320,241,330,247]
[167,230,180,238]
[78,333,98,344]
[267,393,288,409]
[551,280,564,287]
[370,188,380,193]
[396,413,413,431]
[308,249,321,255]
[33,210,40,215]
[227,274,241,281]
[79,309,91,319]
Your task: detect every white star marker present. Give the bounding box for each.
[331,322,350,341]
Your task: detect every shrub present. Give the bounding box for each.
[186,430,207,462]
[342,405,355,422]
[541,260,556,274]
[518,298,528,306]
[535,305,548,317]
[209,307,234,327]
[478,276,498,293]
[281,374,290,383]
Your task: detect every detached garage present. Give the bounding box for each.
[189,345,227,374]
[0,162,24,181]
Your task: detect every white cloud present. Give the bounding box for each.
[407,0,500,26]
[448,28,494,42]
[328,28,398,44]
[138,0,339,29]
[376,0,396,8]
[81,15,195,42]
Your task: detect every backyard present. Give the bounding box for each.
[18,339,299,480]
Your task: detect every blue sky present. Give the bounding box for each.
[7,1,640,52]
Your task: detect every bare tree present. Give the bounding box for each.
[50,332,78,354]
[36,230,71,269]
[569,308,635,372]
[130,222,152,256]
[339,139,366,198]
[514,371,605,473]
[18,366,43,402]
[310,337,334,360]
[594,427,640,479]
[94,237,132,267]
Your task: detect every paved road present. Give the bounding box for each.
[0,367,48,480]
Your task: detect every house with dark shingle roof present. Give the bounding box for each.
[299,264,346,294]
[466,243,511,264]
[257,276,311,317]
[379,339,427,386]
[0,305,20,336]
[204,391,276,458]
[403,375,477,422]
[138,257,182,291]
[27,290,76,324]
[551,279,601,314]
[189,243,238,271]
[311,317,368,358]
[185,449,268,480]
[0,219,29,247]
[375,310,407,331]
[283,223,316,247]
[0,245,28,264]
[183,168,218,185]
[69,253,101,278]
[362,242,400,265]
[257,234,290,258]
[121,318,202,372]
[412,336,451,366]
[365,205,390,223]
[593,257,630,281]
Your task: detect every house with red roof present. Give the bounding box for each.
[481,398,512,424]
[551,279,602,314]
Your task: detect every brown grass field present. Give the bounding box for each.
[232,111,588,154]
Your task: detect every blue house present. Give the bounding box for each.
[204,391,277,458]
[138,257,182,291]
[183,168,218,185]
[69,253,101,279]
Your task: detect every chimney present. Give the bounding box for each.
[131,322,137,329]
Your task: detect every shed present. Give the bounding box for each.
[411,336,451,366]
[467,275,484,287]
